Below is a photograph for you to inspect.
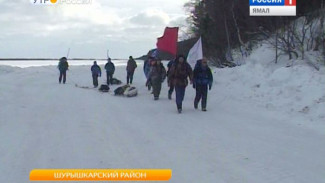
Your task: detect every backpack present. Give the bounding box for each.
[58,60,69,71]
[99,84,110,92]
[114,85,129,95]
[124,86,138,97]
[114,85,138,97]
[111,78,122,85]
[105,62,115,73]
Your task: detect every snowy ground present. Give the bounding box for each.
[0,52,325,182]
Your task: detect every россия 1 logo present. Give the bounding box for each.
[31,0,92,5]
[250,0,296,16]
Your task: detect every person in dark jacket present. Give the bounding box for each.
[143,53,151,76]
[126,56,137,85]
[167,59,175,99]
[193,58,213,111]
[146,59,166,100]
[91,61,102,88]
[168,55,193,113]
[58,57,69,84]
[144,56,153,90]
[104,58,115,85]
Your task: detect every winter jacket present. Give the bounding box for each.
[58,60,69,72]
[143,59,148,73]
[91,64,102,76]
[127,58,137,72]
[143,59,151,78]
[193,64,213,86]
[168,62,193,87]
[148,63,167,83]
[105,62,115,74]
[167,59,175,77]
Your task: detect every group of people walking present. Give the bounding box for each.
[91,56,138,87]
[58,56,137,87]
[144,54,213,113]
[58,54,213,113]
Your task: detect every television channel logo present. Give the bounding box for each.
[31,0,92,5]
[250,0,296,16]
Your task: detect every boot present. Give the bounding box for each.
[168,93,172,100]
[202,103,207,111]
[177,104,182,113]
[194,102,198,109]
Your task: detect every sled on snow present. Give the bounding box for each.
[75,84,110,93]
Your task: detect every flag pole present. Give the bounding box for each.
[67,48,71,59]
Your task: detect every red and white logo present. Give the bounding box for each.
[285,0,296,6]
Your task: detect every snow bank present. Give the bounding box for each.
[216,44,325,126]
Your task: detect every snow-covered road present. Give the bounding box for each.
[0,62,324,183]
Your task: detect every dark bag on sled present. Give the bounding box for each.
[114,85,129,95]
[111,78,122,85]
[99,84,110,92]
[124,86,138,97]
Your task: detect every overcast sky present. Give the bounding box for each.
[0,0,189,59]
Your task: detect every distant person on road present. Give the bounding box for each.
[193,58,213,112]
[168,55,193,113]
[91,61,102,88]
[126,56,137,85]
[105,58,115,85]
[167,58,175,99]
[58,57,69,84]
[146,58,166,100]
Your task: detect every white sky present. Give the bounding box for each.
[0,0,189,59]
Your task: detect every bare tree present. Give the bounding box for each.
[292,17,311,59]
[275,22,279,64]
[231,1,249,62]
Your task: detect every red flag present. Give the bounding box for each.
[156,27,179,56]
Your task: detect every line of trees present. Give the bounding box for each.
[184,0,325,66]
